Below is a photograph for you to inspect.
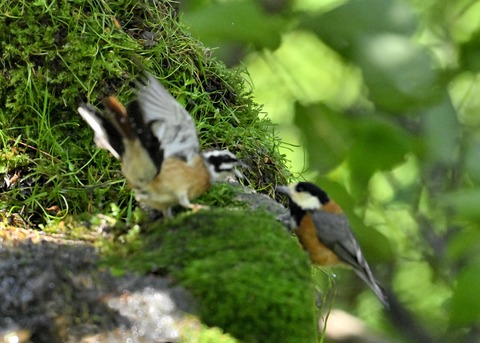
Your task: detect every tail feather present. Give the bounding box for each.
[102,96,136,140]
[353,265,389,308]
[78,104,124,159]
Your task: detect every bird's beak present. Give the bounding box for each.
[275,185,291,195]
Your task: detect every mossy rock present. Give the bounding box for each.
[108,209,317,343]
[0,0,289,225]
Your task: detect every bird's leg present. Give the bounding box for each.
[189,203,210,212]
[178,193,209,212]
[162,207,173,218]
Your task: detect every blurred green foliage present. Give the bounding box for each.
[182,0,480,341]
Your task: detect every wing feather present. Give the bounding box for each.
[310,210,388,306]
[77,104,123,159]
[135,73,200,162]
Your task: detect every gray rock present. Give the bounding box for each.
[0,239,194,343]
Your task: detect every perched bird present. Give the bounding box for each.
[78,72,242,217]
[276,182,388,307]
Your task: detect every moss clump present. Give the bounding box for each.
[107,209,317,343]
[179,316,240,343]
[0,0,290,227]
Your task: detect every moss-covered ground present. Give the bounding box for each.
[104,209,317,343]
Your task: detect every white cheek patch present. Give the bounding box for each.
[289,185,322,210]
[219,163,235,171]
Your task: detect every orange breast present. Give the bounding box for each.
[138,155,211,211]
[322,200,343,215]
[295,212,340,266]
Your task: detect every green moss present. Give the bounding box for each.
[106,209,317,343]
[0,0,290,227]
[179,316,240,343]
[194,183,245,208]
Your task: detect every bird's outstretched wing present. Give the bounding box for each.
[134,73,200,163]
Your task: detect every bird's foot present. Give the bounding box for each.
[188,203,210,213]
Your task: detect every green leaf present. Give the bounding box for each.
[301,0,441,112]
[422,96,461,165]
[294,103,411,187]
[294,102,351,174]
[442,190,480,221]
[447,228,480,263]
[348,115,411,188]
[300,0,417,57]
[354,33,440,112]
[459,31,480,72]
[182,0,285,50]
[450,262,480,328]
[350,215,393,263]
[464,137,480,183]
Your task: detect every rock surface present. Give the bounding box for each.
[0,235,194,343]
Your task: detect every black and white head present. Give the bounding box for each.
[202,150,243,182]
[276,182,329,211]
